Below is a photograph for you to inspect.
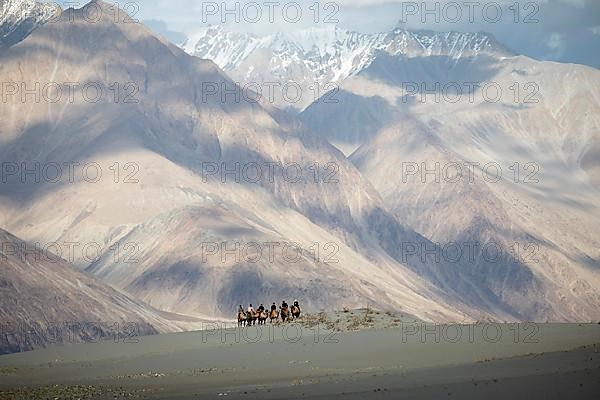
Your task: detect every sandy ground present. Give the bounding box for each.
[0,311,599,399]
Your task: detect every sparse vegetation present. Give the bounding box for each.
[296,308,407,332]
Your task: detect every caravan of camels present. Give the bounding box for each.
[237,300,301,326]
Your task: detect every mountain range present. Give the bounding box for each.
[182,25,600,324]
[182,24,511,111]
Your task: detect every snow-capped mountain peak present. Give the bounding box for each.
[0,0,58,47]
[181,24,511,110]
[385,28,509,58]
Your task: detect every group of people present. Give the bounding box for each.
[237,300,301,326]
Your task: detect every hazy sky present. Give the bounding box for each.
[62,0,600,68]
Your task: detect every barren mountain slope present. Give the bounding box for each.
[351,117,600,321]
[0,228,202,354]
[330,53,600,320]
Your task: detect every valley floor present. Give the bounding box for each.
[0,314,599,399]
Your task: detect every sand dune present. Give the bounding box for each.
[0,313,598,399]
